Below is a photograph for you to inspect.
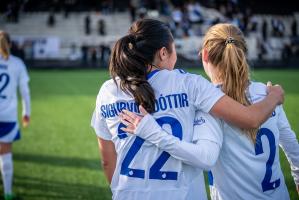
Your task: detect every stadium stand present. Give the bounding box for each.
[0,0,298,68]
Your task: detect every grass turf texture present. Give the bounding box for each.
[1,69,298,200]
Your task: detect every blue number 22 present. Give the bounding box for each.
[255,128,280,192]
[119,116,182,180]
[0,73,10,99]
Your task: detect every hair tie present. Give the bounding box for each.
[128,42,133,50]
[127,34,136,50]
[225,37,235,45]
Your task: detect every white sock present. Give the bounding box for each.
[0,152,13,195]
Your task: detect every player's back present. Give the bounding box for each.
[210,81,289,200]
[0,55,28,121]
[94,69,223,200]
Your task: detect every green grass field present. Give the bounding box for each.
[1,69,298,200]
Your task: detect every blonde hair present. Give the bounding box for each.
[202,23,257,143]
[0,31,11,60]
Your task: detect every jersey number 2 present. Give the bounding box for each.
[255,128,280,192]
[119,116,182,180]
[0,73,10,99]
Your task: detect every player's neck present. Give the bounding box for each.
[211,78,223,85]
[147,63,161,72]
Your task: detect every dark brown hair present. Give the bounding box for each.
[109,19,174,113]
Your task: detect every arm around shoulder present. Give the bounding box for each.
[210,85,284,129]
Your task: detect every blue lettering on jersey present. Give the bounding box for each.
[255,128,280,192]
[0,73,10,99]
[101,93,189,119]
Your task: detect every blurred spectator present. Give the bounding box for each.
[181,5,191,37]
[173,22,185,38]
[6,1,20,23]
[23,40,34,60]
[243,9,251,33]
[138,7,147,19]
[98,19,106,36]
[272,18,285,37]
[211,17,221,25]
[277,19,285,37]
[172,6,183,24]
[63,0,76,18]
[282,43,292,60]
[159,0,172,16]
[90,47,98,65]
[129,0,139,22]
[291,17,298,38]
[69,44,81,61]
[187,1,203,24]
[81,44,88,63]
[99,43,111,64]
[84,15,91,35]
[248,15,258,33]
[257,39,268,60]
[101,0,113,14]
[262,19,268,40]
[47,12,56,27]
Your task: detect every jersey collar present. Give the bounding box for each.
[146,69,160,80]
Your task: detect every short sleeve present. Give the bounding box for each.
[192,111,223,147]
[186,74,224,113]
[91,109,112,140]
[91,85,112,141]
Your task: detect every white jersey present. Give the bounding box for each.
[194,82,299,200]
[91,69,224,200]
[0,55,30,122]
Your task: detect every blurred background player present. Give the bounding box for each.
[0,31,31,200]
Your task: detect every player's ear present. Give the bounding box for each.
[158,47,168,61]
[202,48,209,63]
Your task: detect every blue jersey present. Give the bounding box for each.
[91,69,224,200]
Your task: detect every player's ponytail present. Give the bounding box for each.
[0,31,11,60]
[109,19,174,113]
[203,24,258,143]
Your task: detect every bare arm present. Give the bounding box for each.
[98,137,117,184]
[210,85,284,129]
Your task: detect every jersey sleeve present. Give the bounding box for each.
[192,111,223,147]
[134,113,221,170]
[91,85,112,141]
[16,58,31,116]
[19,80,31,116]
[277,105,299,185]
[17,58,30,85]
[185,73,224,113]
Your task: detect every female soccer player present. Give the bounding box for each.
[121,23,299,200]
[0,31,31,200]
[91,19,283,200]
